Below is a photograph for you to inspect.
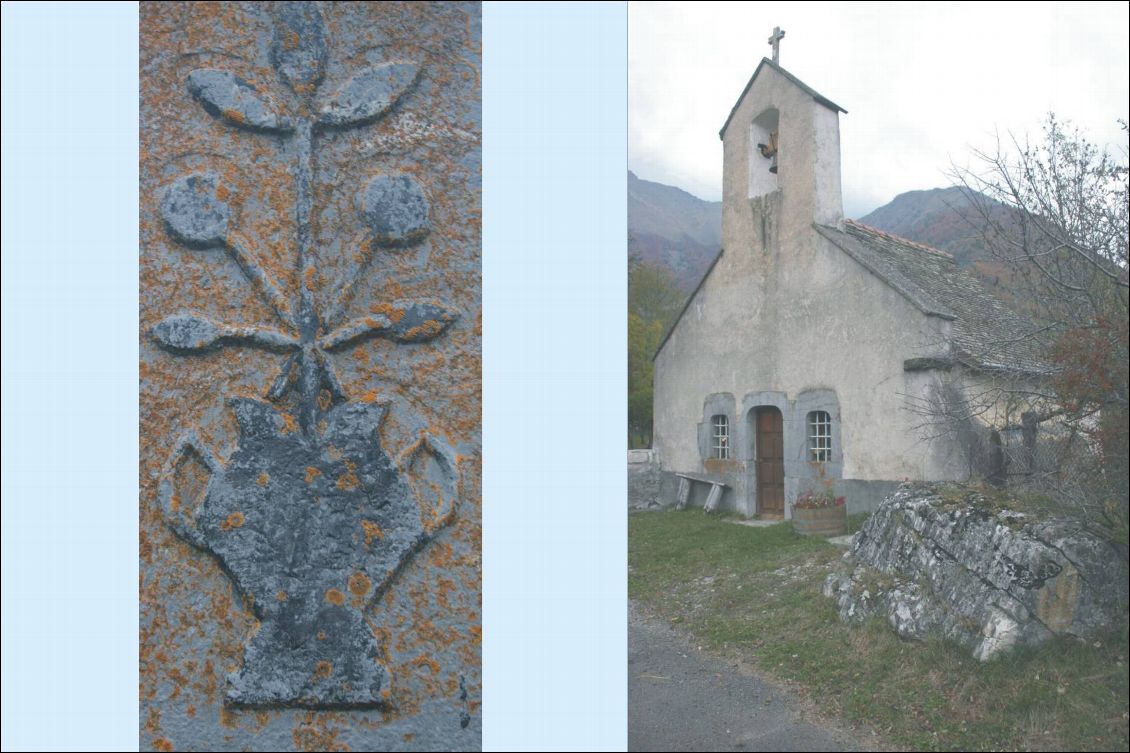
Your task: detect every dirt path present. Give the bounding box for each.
[629,602,861,752]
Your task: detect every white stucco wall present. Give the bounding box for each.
[653,64,968,515]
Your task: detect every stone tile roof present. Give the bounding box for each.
[816,220,1049,374]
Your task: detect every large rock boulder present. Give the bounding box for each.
[823,483,1128,661]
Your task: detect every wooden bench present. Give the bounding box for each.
[674,473,730,513]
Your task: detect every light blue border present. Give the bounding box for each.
[483,3,627,750]
[1,3,140,752]
[1,2,628,750]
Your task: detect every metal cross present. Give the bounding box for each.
[768,26,785,64]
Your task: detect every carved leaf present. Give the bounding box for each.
[318,63,418,128]
[187,69,292,132]
[151,314,223,352]
[151,316,298,353]
[387,301,460,342]
[319,301,459,350]
[161,172,231,248]
[357,174,430,246]
[271,2,327,94]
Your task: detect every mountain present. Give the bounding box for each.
[858,186,1032,310]
[857,186,1012,268]
[628,174,1028,310]
[628,170,722,292]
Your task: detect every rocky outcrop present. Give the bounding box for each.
[823,483,1128,661]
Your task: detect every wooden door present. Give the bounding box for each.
[756,407,784,516]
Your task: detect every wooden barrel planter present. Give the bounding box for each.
[793,504,847,536]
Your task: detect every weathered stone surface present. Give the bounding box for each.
[270,2,327,93]
[187,69,294,132]
[359,174,431,246]
[160,172,231,247]
[141,2,480,749]
[823,483,1128,661]
[628,453,663,510]
[320,63,419,128]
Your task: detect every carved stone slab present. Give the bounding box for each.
[140,3,480,749]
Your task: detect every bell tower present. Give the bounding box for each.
[719,33,846,249]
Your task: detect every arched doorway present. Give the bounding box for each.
[754,406,784,517]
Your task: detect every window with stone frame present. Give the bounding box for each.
[807,410,832,462]
[711,414,731,459]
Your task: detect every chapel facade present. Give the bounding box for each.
[651,56,1037,517]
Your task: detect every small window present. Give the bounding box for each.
[711,415,731,459]
[808,411,832,462]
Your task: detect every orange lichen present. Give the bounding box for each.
[222,108,246,125]
[215,184,231,202]
[280,412,299,435]
[220,706,242,729]
[256,472,269,486]
[305,466,322,483]
[348,572,372,600]
[411,654,441,674]
[144,706,163,736]
[402,320,444,341]
[276,590,288,602]
[152,738,174,752]
[336,459,360,491]
[313,660,333,681]
[317,630,327,641]
[371,302,405,324]
[220,511,245,531]
[360,389,380,404]
[325,588,346,606]
[141,2,482,731]
[436,577,457,609]
[361,520,384,547]
[317,389,332,411]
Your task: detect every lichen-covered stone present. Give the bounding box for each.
[358,174,431,246]
[187,69,293,132]
[270,2,327,94]
[150,313,224,352]
[142,2,481,749]
[823,483,1128,661]
[160,172,230,247]
[163,399,426,706]
[319,63,419,128]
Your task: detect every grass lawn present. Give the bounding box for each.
[629,510,1130,752]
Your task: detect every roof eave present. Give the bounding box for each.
[718,58,847,140]
[813,223,957,321]
[652,247,726,361]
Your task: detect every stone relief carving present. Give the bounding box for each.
[147,3,470,712]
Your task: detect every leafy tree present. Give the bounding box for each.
[628,257,683,448]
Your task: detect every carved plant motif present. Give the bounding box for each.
[152,4,459,707]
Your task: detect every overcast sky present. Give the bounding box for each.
[629,1,1130,218]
